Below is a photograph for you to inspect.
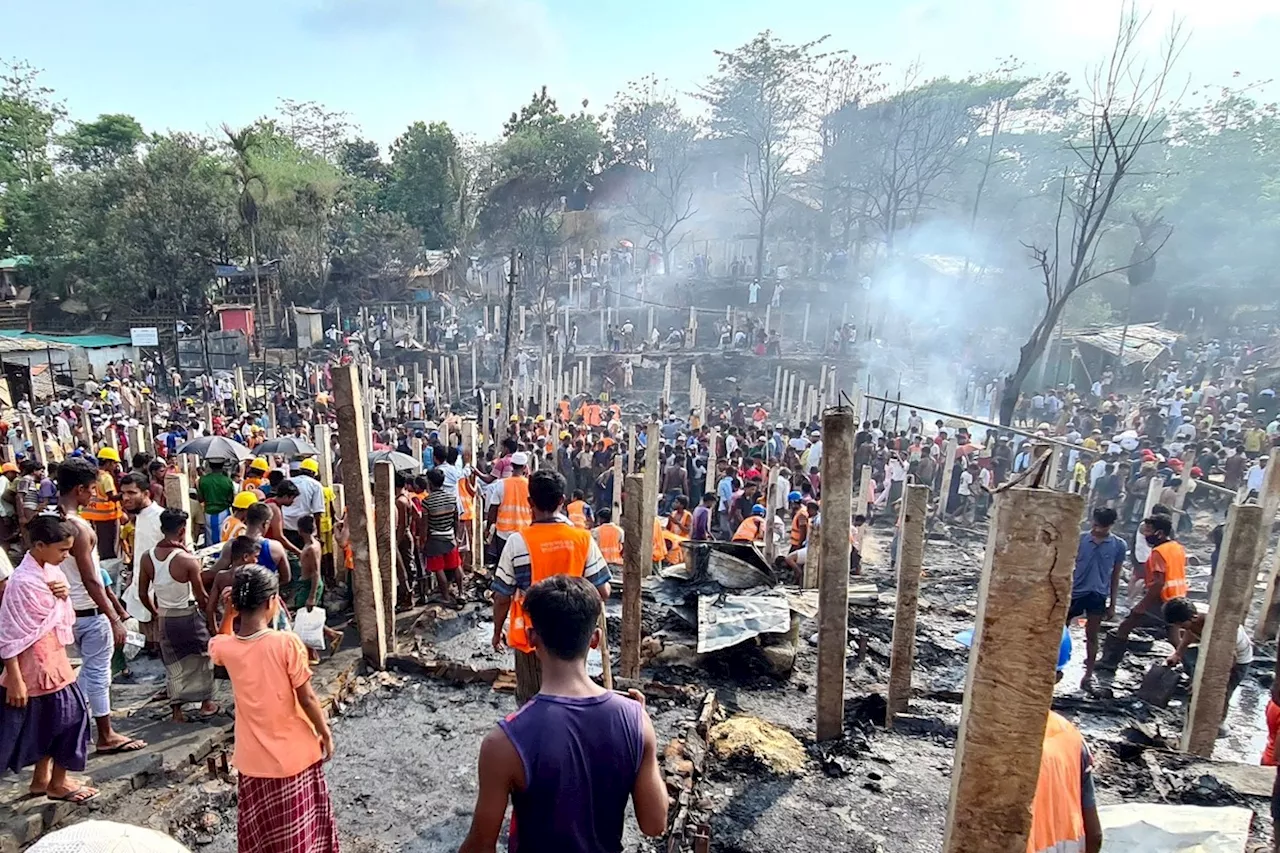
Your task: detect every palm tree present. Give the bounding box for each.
[222,124,267,312]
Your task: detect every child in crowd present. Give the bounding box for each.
[0,515,94,803]
[209,564,338,853]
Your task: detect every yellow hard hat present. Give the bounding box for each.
[232,491,259,509]
[510,414,519,422]
[535,415,545,422]
[249,457,269,472]
[559,431,570,439]
[96,447,121,463]
[299,458,320,474]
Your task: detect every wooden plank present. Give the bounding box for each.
[942,486,1083,853]
[887,484,929,726]
[620,474,648,679]
[816,406,855,741]
[1183,502,1263,756]
[1250,448,1280,640]
[333,363,388,668]
[373,460,399,654]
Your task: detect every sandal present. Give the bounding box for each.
[95,737,146,755]
[47,785,99,804]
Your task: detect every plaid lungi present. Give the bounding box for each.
[238,761,339,853]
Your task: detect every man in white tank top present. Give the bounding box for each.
[138,508,217,722]
[56,457,147,754]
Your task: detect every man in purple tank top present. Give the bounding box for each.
[459,575,668,852]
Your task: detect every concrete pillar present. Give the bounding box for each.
[802,303,810,343]
[333,363,388,668]
[1142,474,1163,519]
[127,425,146,463]
[859,463,873,518]
[941,486,1083,853]
[620,474,649,679]
[774,365,783,410]
[816,406,856,741]
[315,424,333,488]
[936,439,959,519]
[763,467,780,563]
[888,484,929,726]
[163,472,194,547]
[662,359,672,417]
[234,366,247,415]
[1249,449,1280,639]
[611,451,623,522]
[1184,502,1264,756]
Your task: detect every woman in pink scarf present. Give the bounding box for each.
[0,515,95,802]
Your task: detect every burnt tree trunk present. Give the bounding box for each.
[998,297,1069,426]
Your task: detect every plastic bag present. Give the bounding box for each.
[123,617,145,661]
[293,606,327,651]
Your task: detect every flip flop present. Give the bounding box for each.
[96,738,146,755]
[47,785,99,804]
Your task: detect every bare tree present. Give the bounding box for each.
[699,32,824,277]
[998,6,1184,424]
[610,78,699,274]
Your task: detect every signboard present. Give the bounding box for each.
[130,327,159,347]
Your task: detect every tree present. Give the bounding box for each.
[223,124,267,309]
[609,77,699,274]
[384,121,462,250]
[59,113,146,170]
[699,32,821,276]
[329,210,421,302]
[0,59,63,187]
[482,88,602,283]
[275,98,352,162]
[998,7,1184,424]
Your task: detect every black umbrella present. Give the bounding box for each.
[174,435,253,462]
[254,436,319,458]
[367,450,421,474]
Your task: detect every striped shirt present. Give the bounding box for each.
[425,489,457,543]
[493,520,611,597]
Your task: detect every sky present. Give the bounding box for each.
[4,0,1278,150]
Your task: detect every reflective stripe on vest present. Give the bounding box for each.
[496,476,532,535]
[566,500,589,529]
[81,478,120,522]
[1154,540,1188,600]
[505,522,592,653]
[1026,712,1086,853]
[595,523,624,564]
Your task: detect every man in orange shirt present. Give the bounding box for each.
[1099,514,1186,672]
[491,469,611,703]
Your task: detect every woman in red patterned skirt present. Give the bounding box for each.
[209,564,338,852]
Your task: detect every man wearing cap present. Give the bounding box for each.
[83,447,124,560]
[733,504,767,543]
[282,458,325,557]
[221,491,258,543]
[486,451,532,565]
[492,469,611,703]
[243,457,270,494]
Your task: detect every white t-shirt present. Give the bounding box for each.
[1247,465,1266,492]
[282,475,325,531]
[958,471,974,496]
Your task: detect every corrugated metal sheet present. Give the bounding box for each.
[0,336,74,353]
[1068,322,1179,366]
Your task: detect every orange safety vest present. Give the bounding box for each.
[1025,712,1086,853]
[652,517,668,563]
[558,401,570,422]
[586,405,602,426]
[496,476,533,536]
[458,476,476,522]
[506,522,592,653]
[82,471,121,522]
[221,515,246,543]
[1154,540,1188,601]
[595,523,624,564]
[566,500,589,529]
[790,507,809,548]
[733,516,765,543]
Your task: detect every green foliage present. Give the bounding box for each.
[0,59,63,187]
[59,113,146,170]
[384,121,462,250]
